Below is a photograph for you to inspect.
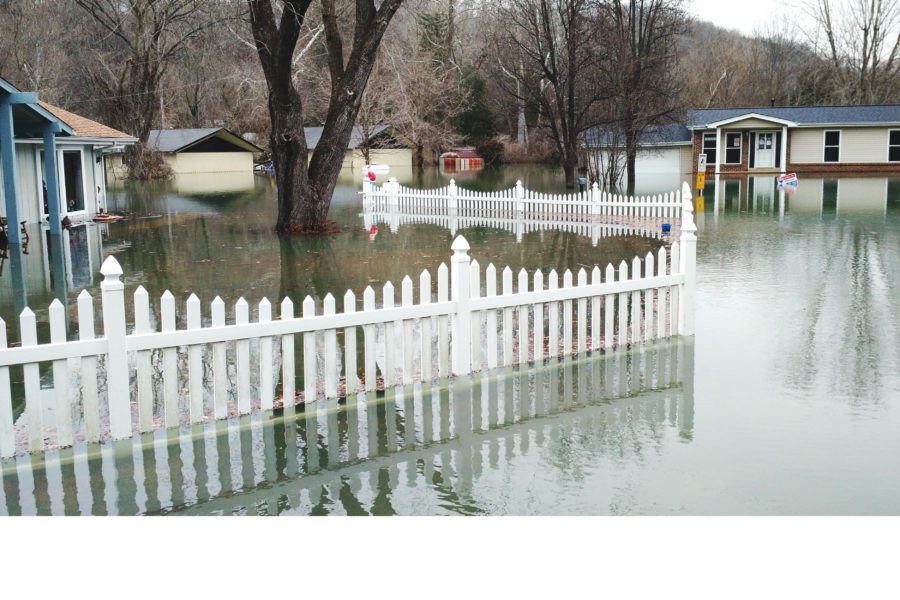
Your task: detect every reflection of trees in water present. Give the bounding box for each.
[0,341,694,515]
[781,220,897,405]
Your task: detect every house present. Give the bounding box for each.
[689,105,900,174]
[144,128,263,174]
[1,76,136,241]
[305,124,411,170]
[583,123,694,193]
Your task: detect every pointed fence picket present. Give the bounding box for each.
[0,182,697,457]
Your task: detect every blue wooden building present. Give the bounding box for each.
[0,76,135,242]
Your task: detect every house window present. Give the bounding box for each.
[889,130,900,162]
[702,132,716,164]
[824,130,841,163]
[724,132,742,164]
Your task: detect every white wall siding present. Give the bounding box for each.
[841,128,891,163]
[15,144,40,224]
[165,151,254,174]
[791,127,893,164]
[789,129,825,164]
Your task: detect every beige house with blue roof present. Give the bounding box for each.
[688,105,900,175]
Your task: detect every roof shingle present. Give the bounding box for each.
[687,105,900,127]
[38,101,134,139]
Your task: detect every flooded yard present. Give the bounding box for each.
[1,166,899,514]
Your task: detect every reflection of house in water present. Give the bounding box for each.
[700,175,900,216]
[0,223,104,322]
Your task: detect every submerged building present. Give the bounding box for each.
[586,104,900,184]
[0,76,136,240]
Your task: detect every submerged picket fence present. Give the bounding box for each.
[0,183,697,457]
[363,177,685,222]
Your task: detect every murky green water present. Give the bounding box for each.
[1,166,899,514]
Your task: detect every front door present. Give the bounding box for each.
[756,132,775,168]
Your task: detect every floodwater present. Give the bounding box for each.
[1,166,899,515]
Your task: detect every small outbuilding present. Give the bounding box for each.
[440,148,484,172]
[146,128,263,174]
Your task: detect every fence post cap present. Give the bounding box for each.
[451,235,470,254]
[100,255,123,278]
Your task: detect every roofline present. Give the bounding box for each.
[0,77,76,136]
[690,103,900,112]
[584,140,692,148]
[688,121,900,130]
[702,112,798,128]
[15,136,138,145]
[159,127,263,153]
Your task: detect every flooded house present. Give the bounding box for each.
[305,124,411,170]
[1,76,136,241]
[144,128,263,174]
[586,104,900,194]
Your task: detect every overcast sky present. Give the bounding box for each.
[688,0,802,35]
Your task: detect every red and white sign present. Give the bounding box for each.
[777,172,798,187]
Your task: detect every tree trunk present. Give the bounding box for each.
[562,157,576,189]
[249,0,404,235]
[625,129,637,195]
[416,142,425,170]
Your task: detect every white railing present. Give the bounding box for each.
[0,183,697,457]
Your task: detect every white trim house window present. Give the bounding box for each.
[703,132,716,164]
[724,132,742,164]
[824,130,841,163]
[889,130,900,162]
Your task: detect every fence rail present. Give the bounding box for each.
[0,183,697,457]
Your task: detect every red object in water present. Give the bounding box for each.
[368,170,376,181]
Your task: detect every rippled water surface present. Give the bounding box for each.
[1,167,899,515]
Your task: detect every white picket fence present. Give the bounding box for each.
[363,177,685,222]
[0,183,697,457]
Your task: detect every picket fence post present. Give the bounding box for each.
[450,236,472,375]
[100,256,131,439]
[515,179,525,213]
[590,181,601,217]
[678,182,697,336]
[388,177,399,210]
[448,178,458,213]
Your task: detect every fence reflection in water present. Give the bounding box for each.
[0,339,694,516]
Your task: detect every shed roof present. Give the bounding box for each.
[584,123,692,147]
[304,124,392,150]
[687,105,900,128]
[39,101,134,140]
[147,128,262,153]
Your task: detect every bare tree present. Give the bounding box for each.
[598,0,687,194]
[248,0,404,234]
[74,0,223,141]
[805,0,900,102]
[496,0,607,188]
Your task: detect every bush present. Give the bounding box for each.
[477,138,505,165]
[126,144,173,181]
